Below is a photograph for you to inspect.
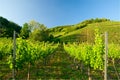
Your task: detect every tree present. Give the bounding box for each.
[20,23,30,39]
[20,20,51,41]
[30,28,49,41]
[28,20,49,41]
[28,20,47,32]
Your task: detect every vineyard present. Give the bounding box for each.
[0,29,120,80]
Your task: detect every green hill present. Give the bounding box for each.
[49,19,120,43]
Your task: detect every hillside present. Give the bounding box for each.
[49,19,120,44]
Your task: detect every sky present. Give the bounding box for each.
[0,0,120,28]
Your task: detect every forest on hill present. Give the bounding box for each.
[0,17,21,37]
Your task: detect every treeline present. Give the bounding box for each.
[75,18,110,29]
[81,18,110,24]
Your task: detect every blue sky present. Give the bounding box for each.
[0,0,120,28]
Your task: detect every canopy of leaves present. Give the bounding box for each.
[20,23,30,39]
[27,20,51,42]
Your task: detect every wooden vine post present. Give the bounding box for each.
[104,32,108,80]
[13,31,16,80]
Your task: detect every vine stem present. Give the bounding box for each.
[112,59,120,80]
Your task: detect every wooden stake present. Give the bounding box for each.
[104,32,108,80]
[13,31,16,80]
